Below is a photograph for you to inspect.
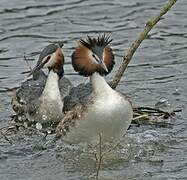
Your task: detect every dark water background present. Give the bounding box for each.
[0,0,187,179]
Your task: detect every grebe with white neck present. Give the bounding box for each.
[12,43,72,127]
[56,34,133,144]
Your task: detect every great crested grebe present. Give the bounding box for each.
[56,34,133,144]
[12,43,72,126]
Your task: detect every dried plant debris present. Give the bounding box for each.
[132,106,181,127]
[0,105,180,141]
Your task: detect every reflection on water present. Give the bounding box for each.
[0,0,187,179]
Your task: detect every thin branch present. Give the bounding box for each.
[0,131,13,144]
[24,53,33,72]
[133,106,182,116]
[132,114,149,121]
[111,0,178,89]
[96,133,102,180]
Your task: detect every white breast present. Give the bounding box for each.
[63,90,133,144]
[28,70,64,123]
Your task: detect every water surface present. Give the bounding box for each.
[0,0,187,179]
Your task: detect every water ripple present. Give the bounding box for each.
[0,0,186,179]
[0,34,56,42]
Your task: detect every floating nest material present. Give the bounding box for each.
[0,105,181,145]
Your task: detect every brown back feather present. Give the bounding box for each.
[56,103,86,137]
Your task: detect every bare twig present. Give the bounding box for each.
[132,114,149,121]
[24,53,33,72]
[134,106,181,113]
[95,133,102,180]
[0,131,13,144]
[111,0,178,89]
[134,107,166,114]
[94,132,128,180]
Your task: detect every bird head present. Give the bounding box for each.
[72,34,115,76]
[29,42,64,78]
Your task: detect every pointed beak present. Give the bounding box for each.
[93,53,109,73]
[100,60,108,73]
[27,60,46,77]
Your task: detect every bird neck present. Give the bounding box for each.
[42,70,61,100]
[90,72,112,95]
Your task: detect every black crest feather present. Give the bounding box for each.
[80,34,113,49]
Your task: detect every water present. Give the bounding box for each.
[0,0,187,179]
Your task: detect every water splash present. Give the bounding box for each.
[155,97,173,113]
[42,114,47,121]
[36,122,42,130]
[172,87,181,96]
